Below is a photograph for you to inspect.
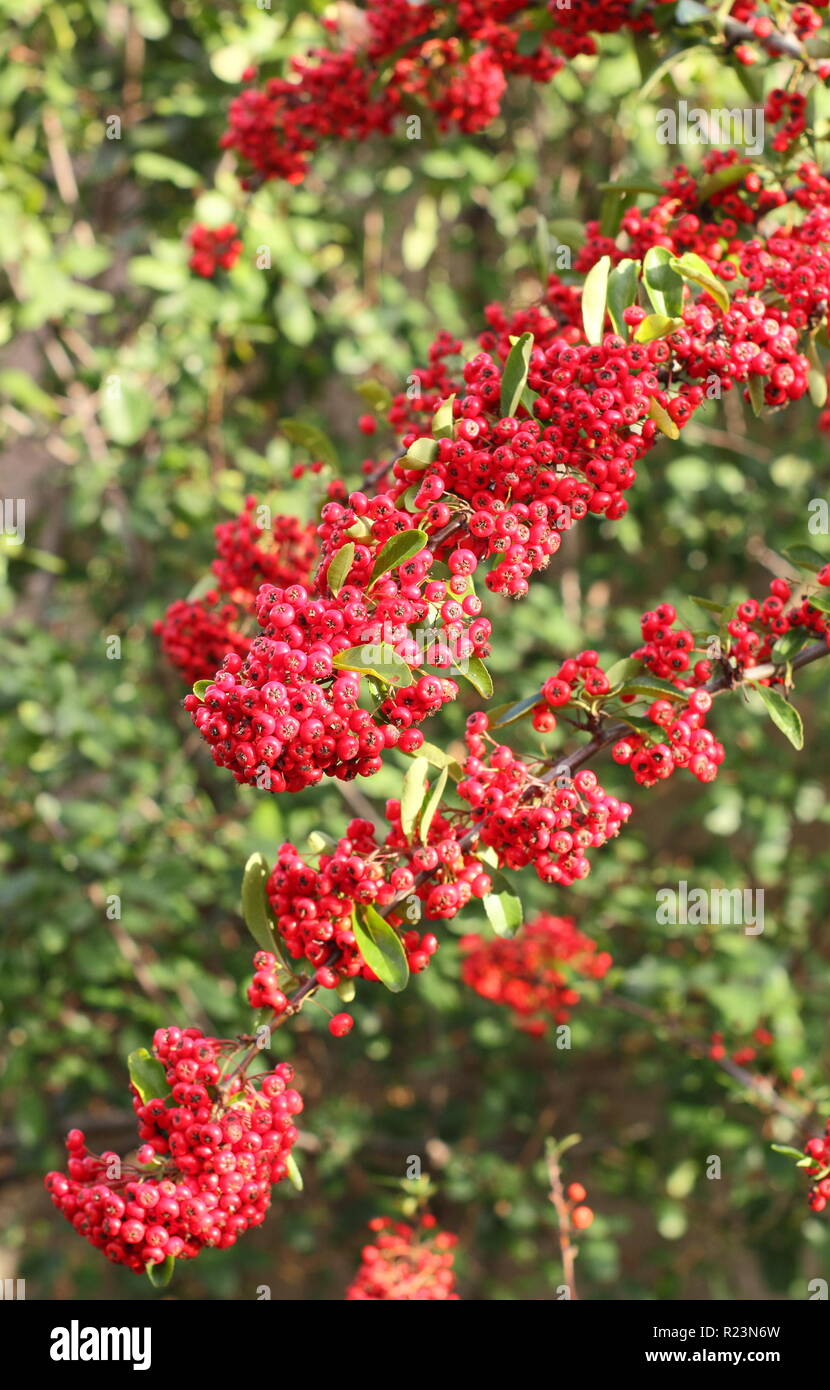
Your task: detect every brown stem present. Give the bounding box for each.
[546,1146,578,1300]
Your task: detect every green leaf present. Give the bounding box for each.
[279,417,338,467]
[332,643,413,687]
[401,757,430,839]
[771,628,809,663]
[604,656,644,687]
[402,436,439,470]
[500,332,534,416]
[670,251,730,314]
[782,545,826,572]
[582,256,611,346]
[606,258,640,336]
[146,1256,176,1288]
[482,882,523,939]
[134,151,200,187]
[806,338,828,408]
[697,161,755,203]
[489,691,541,728]
[642,246,684,318]
[327,542,355,597]
[100,381,153,446]
[353,904,410,993]
[690,596,726,616]
[406,740,463,780]
[356,379,393,412]
[455,656,494,699]
[647,396,680,440]
[370,529,428,584]
[619,676,687,702]
[128,1049,169,1105]
[747,375,765,418]
[432,394,456,438]
[771,1144,808,1160]
[746,681,804,750]
[634,313,683,343]
[675,0,713,22]
[806,589,830,616]
[241,851,280,955]
[420,767,448,844]
[192,679,211,700]
[286,1152,304,1191]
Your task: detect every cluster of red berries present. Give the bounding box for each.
[264,825,438,984]
[803,1122,830,1213]
[460,912,612,1035]
[709,1024,774,1065]
[345,1214,459,1300]
[182,580,440,793]
[765,89,808,151]
[220,1,824,189]
[187,223,242,278]
[44,1028,302,1273]
[155,498,317,684]
[459,711,633,887]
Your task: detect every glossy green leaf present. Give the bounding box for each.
[746,681,804,750]
[582,256,611,346]
[400,756,429,839]
[146,1255,176,1288]
[327,542,355,596]
[332,643,413,687]
[128,1048,169,1105]
[369,529,428,584]
[642,246,684,318]
[420,767,448,844]
[500,332,534,416]
[353,904,409,993]
[606,258,640,336]
[455,656,494,699]
[670,251,730,314]
[241,851,280,955]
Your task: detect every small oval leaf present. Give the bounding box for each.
[353,904,410,993]
[582,256,611,346]
[746,681,804,749]
[500,332,534,416]
[370,529,428,584]
[327,542,356,597]
[128,1049,169,1105]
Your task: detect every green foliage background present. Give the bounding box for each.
[1,0,829,1300]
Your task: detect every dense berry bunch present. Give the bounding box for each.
[345,1214,459,1300]
[803,1121,830,1212]
[219,1,821,188]
[44,1028,303,1273]
[187,223,242,277]
[264,824,439,983]
[460,912,612,1034]
[155,498,318,684]
[459,710,633,886]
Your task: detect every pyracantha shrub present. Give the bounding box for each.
[345,1214,459,1300]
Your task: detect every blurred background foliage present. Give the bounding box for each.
[1,0,829,1300]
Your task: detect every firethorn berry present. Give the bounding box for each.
[802,1119,830,1213]
[567,1182,587,1203]
[345,1215,459,1300]
[329,1013,354,1037]
[460,914,612,1033]
[187,223,242,278]
[571,1205,594,1230]
[44,1029,303,1273]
